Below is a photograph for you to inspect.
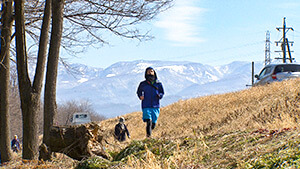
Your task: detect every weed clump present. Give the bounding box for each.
[113,138,176,161]
[75,156,119,169]
[75,138,177,169]
[243,139,300,168]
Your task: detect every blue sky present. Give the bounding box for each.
[69,0,300,68]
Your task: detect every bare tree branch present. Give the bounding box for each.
[22,0,173,56]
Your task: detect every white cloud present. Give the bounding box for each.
[277,2,300,9]
[155,0,206,46]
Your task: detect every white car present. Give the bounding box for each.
[71,112,91,125]
[254,63,300,86]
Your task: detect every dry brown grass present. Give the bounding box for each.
[3,78,300,168]
[0,152,77,169]
[101,78,300,149]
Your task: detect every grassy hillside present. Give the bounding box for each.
[101,78,300,144]
[73,78,300,168]
[3,78,300,168]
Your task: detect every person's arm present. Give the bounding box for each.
[17,139,21,149]
[157,83,164,99]
[125,125,130,138]
[137,82,144,100]
[114,124,119,136]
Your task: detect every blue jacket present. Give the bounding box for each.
[137,67,164,108]
[11,138,20,150]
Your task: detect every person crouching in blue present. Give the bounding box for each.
[11,135,20,153]
[137,67,164,138]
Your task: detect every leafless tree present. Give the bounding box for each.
[56,100,106,126]
[12,0,173,160]
[43,0,172,161]
[22,0,173,56]
[15,0,51,159]
[0,0,14,162]
[43,0,62,153]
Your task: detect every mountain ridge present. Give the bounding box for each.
[56,60,264,117]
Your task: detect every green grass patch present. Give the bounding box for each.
[243,139,300,168]
[113,138,176,161]
[75,156,119,169]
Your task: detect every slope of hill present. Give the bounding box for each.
[93,78,300,168]
[4,78,300,168]
[101,76,300,139]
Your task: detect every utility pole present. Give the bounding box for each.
[275,17,294,63]
[251,61,254,85]
[246,61,255,87]
[265,31,271,65]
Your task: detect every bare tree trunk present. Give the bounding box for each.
[33,2,52,160]
[0,0,13,162]
[15,0,39,160]
[32,0,52,161]
[43,0,64,149]
[12,0,170,162]
[35,0,52,147]
[33,0,51,100]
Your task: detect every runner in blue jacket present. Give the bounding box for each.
[137,67,164,137]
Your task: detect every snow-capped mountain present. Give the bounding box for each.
[56,60,264,118]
